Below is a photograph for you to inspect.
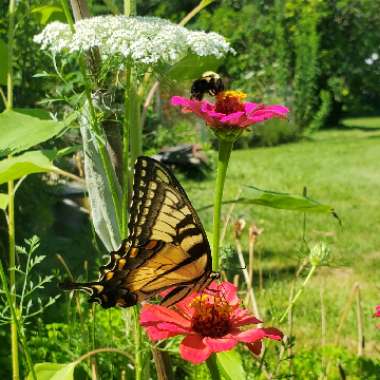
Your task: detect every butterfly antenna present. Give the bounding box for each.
[59,280,96,291]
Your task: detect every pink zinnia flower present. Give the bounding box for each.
[140,281,283,364]
[375,305,380,327]
[171,90,289,131]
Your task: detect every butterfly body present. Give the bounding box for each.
[61,156,217,308]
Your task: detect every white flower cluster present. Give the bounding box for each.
[34,16,233,65]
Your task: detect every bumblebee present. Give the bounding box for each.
[190,71,224,100]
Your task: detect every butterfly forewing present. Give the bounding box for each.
[61,156,214,308]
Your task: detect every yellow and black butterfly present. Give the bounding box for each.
[61,156,218,308]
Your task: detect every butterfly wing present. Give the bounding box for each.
[62,156,214,308]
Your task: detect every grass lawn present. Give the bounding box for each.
[181,128,380,356]
[341,116,380,129]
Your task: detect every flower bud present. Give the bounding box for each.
[233,218,246,240]
[309,242,330,267]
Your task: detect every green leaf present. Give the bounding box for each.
[81,120,122,251]
[0,110,66,157]
[216,349,246,380]
[165,53,222,81]
[0,40,8,85]
[13,107,52,120]
[27,362,76,380]
[199,185,340,222]
[0,193,8,210]
[0,150,58,185]
[56,145,82,159]
[242,185,338,216]
[31,5,64,25]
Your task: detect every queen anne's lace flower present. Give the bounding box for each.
[33,16,234,65]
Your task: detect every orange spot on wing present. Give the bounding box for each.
[145,240,158,250]
[118,258,127,269]
[129,248,139,258]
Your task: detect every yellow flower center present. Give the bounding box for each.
[215,90,247,115]
[190,294,232,338]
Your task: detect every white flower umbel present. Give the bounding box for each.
[34,16,234,65]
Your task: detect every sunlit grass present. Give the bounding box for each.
[341,116,380,129]
[182,128,380,355]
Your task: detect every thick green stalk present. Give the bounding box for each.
[129,88,142,169]
[124,0,136,16]
[121,65,132,237]
[60,0,74,27]
[212,139,233,271]
[6,1,18,379]
[132,306,142,380]
[8,181,18,380]
[0,258,36,380]
[279,265,317,323]
[206,355,221,380]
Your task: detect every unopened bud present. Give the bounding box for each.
[309,242,330,266]
[248,224,263,244]
[233,218,246,240]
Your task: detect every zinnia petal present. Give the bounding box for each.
[232,327,283,343]
[220,111,246,125]
[144,325,182,340]
[243,102,259,113]
[214,281,240,305]
[140,304,190,328]
[180,334,212,364]
[203,336,238,352]
[170,96,193,107]
[230,308,262,326]
[247,341,263,356]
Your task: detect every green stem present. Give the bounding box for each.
[75,347,133,364]
[179,0,215,26]
[206,355,221,380]
[279,265,317,323]
[60,0,75,29]
[0,258,36,380]
[8,181,18,380]
[212,139,233,271]
[132,306,142,380]
[124,0,136,16]
[121,64,132,237]
[6,1,19,379]
[129,82,142,171]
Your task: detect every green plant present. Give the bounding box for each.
[0,236,59,327]
[292,0,320,130]
[307,90,332,134]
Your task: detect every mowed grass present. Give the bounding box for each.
[342,116,380,129]
[182,128,380,355]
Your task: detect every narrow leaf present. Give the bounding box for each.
[0,110,66,157]
[13,108,52,120]
[81,125,122,251]
[0,193,8,210]
[200,185,339,221]
[164,53,221,81]
[216,349,246,380]
[31,5,64,25]
[0,150,57,185]
[27,362,76,380]
[0,40,8,85]
[243,185,339,218]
